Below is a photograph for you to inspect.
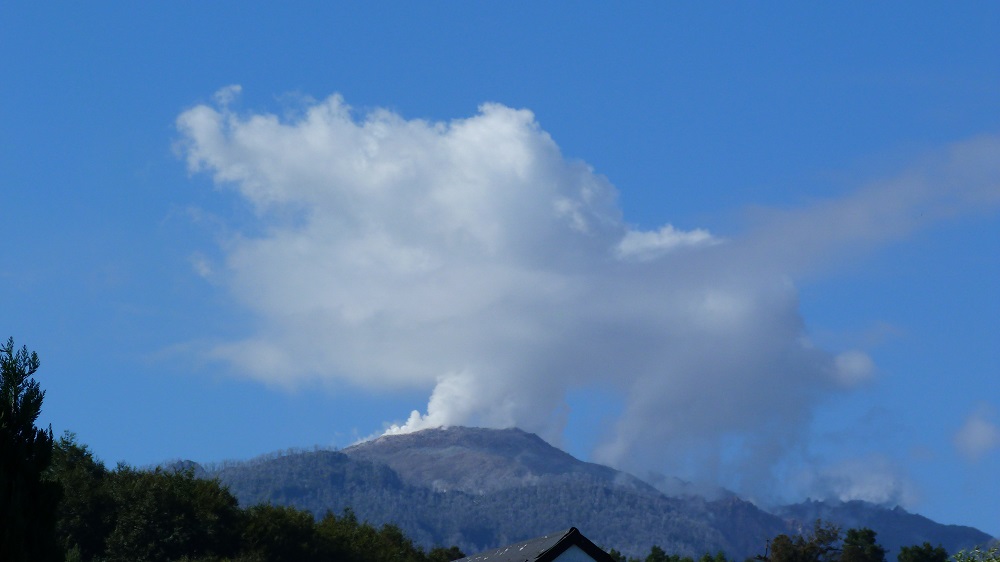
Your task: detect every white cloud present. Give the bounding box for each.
[176,86,1000,496]
[617,224,719,261]
[954,406,1000,461]
[793,454,917,507]
[189,253,214,279]
[832,350,876,388]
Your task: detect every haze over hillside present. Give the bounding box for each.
[192,427,993,559]
[342,426,656,494]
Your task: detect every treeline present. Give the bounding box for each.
[606,545,731,562]
[612,521,996,562]
[48,433,466,562]
[2,337,464,562]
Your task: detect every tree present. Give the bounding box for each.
[953,547,1000,562]
[768,521,841,562]
[46,432,114,560]
[770,534,805,562]
[103,465,242,562]
[647,545,672,562]
[0,337,62,562]
[240,503,321,562]
[897,543,948,562]
[607,548,629,562]
[700,552,729,562]
[841,528,886,562]
[427,546,466,562]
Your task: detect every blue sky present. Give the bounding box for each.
[3,3,998,537]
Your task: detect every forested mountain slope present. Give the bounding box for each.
[196,427,993,559]
[207,448,780,557]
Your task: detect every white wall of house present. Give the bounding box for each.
[553,545,597,562]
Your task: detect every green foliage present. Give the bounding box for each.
[230,504,464,562]
[0,337,62,562]
[952,547,1000,562]
[701,551,729,562]
[316,509,437,562]
[46,432,113,560]
[241,503,321,561]
[648,545,673,562]
[103,465,242,562]
[607,547,629,562]
[764,522,897,562]
[841,529,886,562]
[769,521,841,562]
[898,543,948,562]
[40,432,469,562]
[427,545,466,562]
[640,544,703,562]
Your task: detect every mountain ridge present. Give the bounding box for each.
[188,426,993,559]
[342,426,659,495]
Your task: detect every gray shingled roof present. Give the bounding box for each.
[453,528,615,562]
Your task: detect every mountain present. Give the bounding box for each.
[341,427,657,494]
[193,426,992,559]
[776,500,994,559]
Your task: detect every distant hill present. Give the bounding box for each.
[776,500,994,559]
[190,426,993,559]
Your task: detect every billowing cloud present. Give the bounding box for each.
[954,406,1000,461]
[792,454,917,506]
[176,87,1000,497]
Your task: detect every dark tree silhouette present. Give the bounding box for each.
[841,528,886,562]
[897,543,947,562]
[0,337,62,562]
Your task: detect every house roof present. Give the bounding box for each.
[454,527,615,562]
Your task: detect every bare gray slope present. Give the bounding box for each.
[342,427,657,494]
